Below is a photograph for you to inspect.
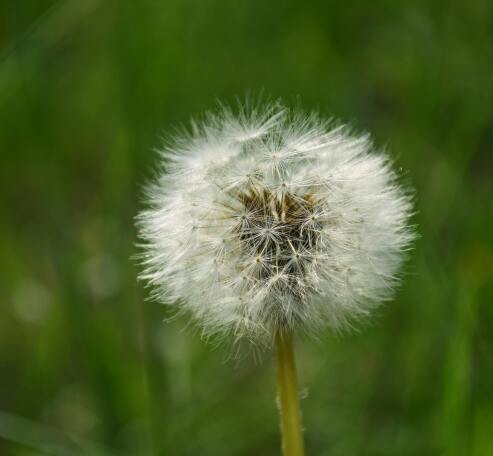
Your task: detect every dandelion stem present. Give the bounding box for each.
[275,330,305,456]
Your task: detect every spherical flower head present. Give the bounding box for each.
[137,102,415,345]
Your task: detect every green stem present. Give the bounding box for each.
[275,330,305,456]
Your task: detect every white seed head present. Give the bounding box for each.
[137,102,415,345]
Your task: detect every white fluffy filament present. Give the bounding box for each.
[137,102,415,345]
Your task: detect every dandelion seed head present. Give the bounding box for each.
[137,102,415,345]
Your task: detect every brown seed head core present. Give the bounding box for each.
[233,184,322,300]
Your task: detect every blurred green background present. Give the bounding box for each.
[1,1,493,455]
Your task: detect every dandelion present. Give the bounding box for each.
[137,101,415,455]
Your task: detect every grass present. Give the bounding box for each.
[1,0,492,454]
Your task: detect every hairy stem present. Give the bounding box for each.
[275,330,305,456]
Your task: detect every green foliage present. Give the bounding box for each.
[1,0,492,454]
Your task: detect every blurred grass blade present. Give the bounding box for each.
[0,410,83,455]
[0,411,116,456]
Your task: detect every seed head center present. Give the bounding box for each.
[234,184,321,297]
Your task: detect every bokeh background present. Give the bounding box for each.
[1,1,493,455]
